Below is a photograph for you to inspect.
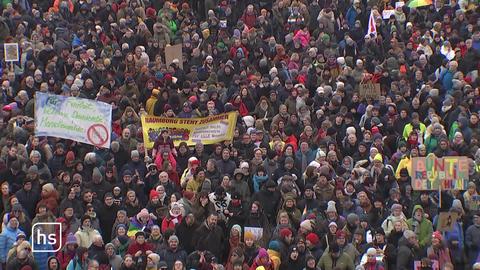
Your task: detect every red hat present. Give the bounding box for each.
[191,159,200,166]
[371,126,380,134]
[280,228,292,238]
[146,7,156,18]
[183,191,195,201]
[164,104,172,111]
[336,230,346,238]
[432,231,443,241]
[306,233,320,245]
[188,96,198,103]
[150,189,159,200]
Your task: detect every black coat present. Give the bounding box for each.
[176,219,199,254]
[193,223,225,260]
[97,203,119,243]
[15,187,40,219]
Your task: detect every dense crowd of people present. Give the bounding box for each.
[0,0,480,269]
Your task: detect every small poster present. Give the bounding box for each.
[244,227,263,241]
[469,195,480,211]
[165,44,183,69]
[437,212,458,232]
[414,260,439,270]
[382,10,395,19]
[359,83,381,100]
[4,43,19,62]
[396,1,405,8]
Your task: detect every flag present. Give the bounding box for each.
[367,11,377,38]
[407,0,433,8]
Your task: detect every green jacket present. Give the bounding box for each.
[407,205,433,249]
[317,252,355,270]
[424,135,439,154]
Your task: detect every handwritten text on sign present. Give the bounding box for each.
[35,93,112,148]
[411,156,469,190]
[141,112,237,148]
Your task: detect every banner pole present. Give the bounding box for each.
[439,182,442,209]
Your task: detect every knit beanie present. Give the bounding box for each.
[306,233,320,245]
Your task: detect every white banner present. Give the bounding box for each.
[35,93,112,148]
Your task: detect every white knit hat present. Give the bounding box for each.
[326,201,337,213]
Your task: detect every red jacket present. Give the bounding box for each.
[56,249,75,270]
[126,241,154,256]
[161,214,183,233]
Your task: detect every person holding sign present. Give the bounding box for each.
[426,231,452,266]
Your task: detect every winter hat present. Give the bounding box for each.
[169,235,179,243]
[280,228,293,238]
[432,231,443,241]
[347,213,359,225]
[354,228,365,236]
[316,149,326,159]
[137,208,150,220]
[391,204,403,211]
[300,219,314,232]
[66,233,78,245]
[231,224,242,239]
[366,247,376,256]
[373,153,383,162]
[42,183,55,193]
[183,190,195,201]
[65,151,75,166]
[306,233,320,245]
[403,230,416,239]
[28,165,38,174]
[150,190,160,200]
[257,248,269,259]
[148,253,160,264]
[326,201,337,213]
[268,240,281,252]
[336,230,346,238]
[105,243,115,251]
[328,222,338,228]
[16,231,26,240]
[285,157,294,164]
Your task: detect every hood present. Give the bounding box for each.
[398,236,411,248]
[411,204,424,218]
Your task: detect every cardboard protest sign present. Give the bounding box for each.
[414,260,439,270]
[359,83,381,100]
[165,44,183,69]
[244,227,263,241]
[437,212,458,232]
[4,43,19,62]
[469,195,480,211]
[411,155,469,190]
[382,10,395,19]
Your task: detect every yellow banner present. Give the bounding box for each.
[141,112,237,148]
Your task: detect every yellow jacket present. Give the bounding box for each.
[146,96,158,115]
[395,156,412,179]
